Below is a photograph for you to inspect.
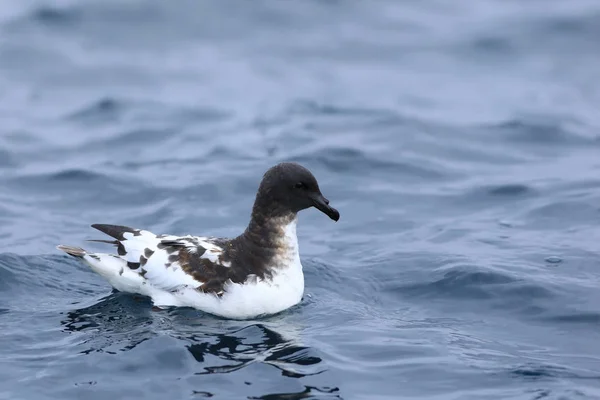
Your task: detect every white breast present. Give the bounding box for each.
[171,218,305,319]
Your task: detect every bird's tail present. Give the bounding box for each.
[57,244,140,292]
[56,245,87,258]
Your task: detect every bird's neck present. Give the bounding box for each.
[242,207,298,251]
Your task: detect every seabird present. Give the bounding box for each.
[57,162,340,319]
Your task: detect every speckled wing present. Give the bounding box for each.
[90,224,231,294]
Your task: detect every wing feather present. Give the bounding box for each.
[90,224,230,293]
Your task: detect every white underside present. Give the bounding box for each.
[80,219,304,319]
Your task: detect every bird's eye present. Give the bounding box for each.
[294,182,306,189]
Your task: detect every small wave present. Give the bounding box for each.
[0,252,102,294]
[532,11,600,50]
[393,265,556,307]
[0,255,19,290]
[2,5,81,35]
[287,99,400,120]
[543,312,600,325]
[484,118,595,147]
[485,183,532,197]
[0,149,18,168]
[292,146,446,181]
[450,182,537,209]
[425,268,515,300]
[29,6,81,27]
[438,268,516,286]
[509,363,600,381]
[47,168,109,182]
[65,97,230,129]
[522,200,600,230]
[6,168,161,208]
[469,36,514,55]
[80,127,176,152]
[65,97,124,124]
[5,168,120,189]
[6,168,145,201]
[304,259,348,290]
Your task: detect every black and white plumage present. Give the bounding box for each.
[57,162,340,319]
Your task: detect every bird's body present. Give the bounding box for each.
[57,162,339,319]
[58,218,303,319]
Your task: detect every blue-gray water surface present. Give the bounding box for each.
[1,1,600,399]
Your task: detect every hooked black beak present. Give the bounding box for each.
[310,193,340,221]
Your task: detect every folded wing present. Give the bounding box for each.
[91,224,232,294]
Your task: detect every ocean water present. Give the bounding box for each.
[1,0,600,399]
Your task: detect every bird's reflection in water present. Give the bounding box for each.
[248,386,341,400]
[186,322,322,378]
[60,293,341,398]
[61,292,157,354]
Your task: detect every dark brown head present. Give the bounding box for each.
[253,162,340,221]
